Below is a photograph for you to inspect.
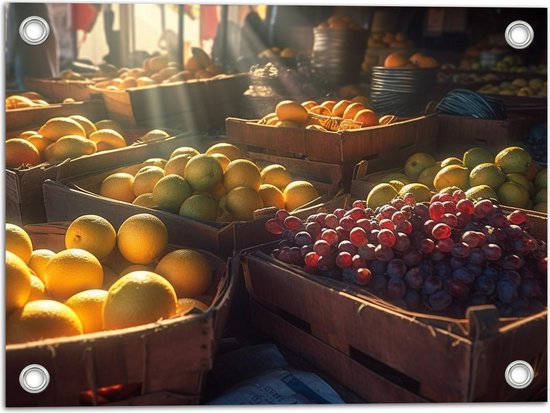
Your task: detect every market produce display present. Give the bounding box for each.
[5,214,215,344]
[383,52,438,68]
[99,142,320,221]
[477,77,547,97]
[366,146,547,212]
[6,93,50,109]
[264,192,547,318]
[367,31,413,49]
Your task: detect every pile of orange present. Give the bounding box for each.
[259,99,384,132]
[317,15,362,30]
[6,213,215,345]
[6,92,49,109]
[384,52,438,69]
[99,142,320,220]
[5,116,169,169]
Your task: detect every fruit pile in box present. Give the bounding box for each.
[256,98,395,132]
[98,142,320,222]
[6,213,222,345]
[477,77,547,98]
[5,116,169,169]
[6,92,58,109]
[264,189,547,318]
[364,146,547,213]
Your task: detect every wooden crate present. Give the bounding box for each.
[24,77,95,102]
[42,151,343,258]
[6,99,107,134]
[6,223,236,407]
[5,130,188,226]
[93,74,249,130]
[240,208,547,402]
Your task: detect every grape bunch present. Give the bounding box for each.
[264,190,547,318]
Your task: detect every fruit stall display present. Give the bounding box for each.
[5,214,235,406]
[239,188,547,401]
[5,114,187,225]
[42,141,342,257]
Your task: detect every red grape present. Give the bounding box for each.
[456,212,471,227]
[315,213,327,226]
[338,240,357,255]
[358,244,376,261]
[392,211,405,224]
[345,207,367,222]
[275,209,290,222]
[336,226,349,243]
[284,216,303,231]
[403,192,416,205]
[440,213,459,228]
[437,238,454,253]
[379,218,396,231]
[456,199,475,215]
[339,216,355,231]
[356,219,372,232]
[306,214,317,223]
[305,222,322,238]
[414,204,429,219]
[387,277,407,298]
[381,205,397,219]
[352,254,366,269]
[489,213,509,228]
[396,220,413,235]
[374,244,394,261]
[313,239,331,256]
[288,247,303,264]
[336,251,353,268]
[401,205,414,219]
[334,208,346,219]
[419,238,436,254]
[429,201,445,221]
[265,218,284,235]
[368,229,380,244]
[474,199,493,218]
[451,242,471,259]
[461,231,487,248]
[446,279,470,300]
[317,255,336,271]
[324,214,339,229]
[481,244,502,261]
[430,194,441,203]
[505,225,524,239]
[442,201,457,214]
[452,189,466,202]
[508,210,527,225]
[423,219,437,236]
[352,200,366,209]
[356,268,373,285]
[394,233,412,252]
[321,229,339,245]
[294,231,313,247]
[301,244,313,256]
[432,223,452,240]
[538,257,547,274]
[350,227,368,248]
[377,229,396,247]
[439,194,453,203]
[391,198,406,209]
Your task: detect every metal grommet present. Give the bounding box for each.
[19,364,50,394]
[19,16,50,46]
[505,360,534,389]
[505,21,534,49]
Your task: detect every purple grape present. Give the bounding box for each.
[450,257,467,269]
[352,200,366,209]
[437,238,454,253]
[461,231,487,248]
[404,267,424,290]
[317,255,336,271]
[336,227,349,243]
[431,251,446,262]
[482,244,502,261]
[403,249,423,266]
[475,275,496,295]
[468,249,486,266]
[504,225,524,240]
[387,277,407,298]
[434,261,452,279]
[451,242,471,259]
[380,205,397,219]
[396,220,413,235]
[358,244,376,261]
[423,275,443,294]
[387,259,407,278]
[414,203,429,219]
[432,223,452,240]
[377,229,396,248]
[520,278,543,299]
[470,293,489,305]
[423,219,437,236]
[501,254,525,270]
[288,247,303,264]
[321,229,339,246]
[456,212,471,228]
[452,267,476,284]
[473,199,493,218]
[419,238,436,254]
[371,276,387,293]
[466,264,483,278]
[446,279,470,300]
[370,260,388,276]
[301,244,313,257]
[305,222,322,238]
[429,291,453,311]
[497,280,519,304]
[501,270,522,287]
[284,216,303,230]
[489,213,510,229]
[375,244,394,262]
[368,229,380,244]
[294,231,313,247]
[404,289,420,309]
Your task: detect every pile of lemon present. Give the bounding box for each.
[5,116,168,169]
[6,213,214,345]
[100,142,320,222]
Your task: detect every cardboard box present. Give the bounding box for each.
[6,223,236,406]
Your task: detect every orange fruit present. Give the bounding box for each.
[6,251,32,314]
[6,224,33,263]
[69,115,97,137]
[7,300,83,344]
[65,289,109,333]
[211,153,231,173]
[260,164,293,191]
[205,143,243,161]
[416,56,438,68]
[28,275,47,301]
[223,159,261,192]
[141,157,168,169]
[43,249,103,300]
[225,186,264,221]
[89,129,127,150]
[351,95,370,106]
[354,109,379,127]
[154,249,213,298]
[103,271,177,330]
[28,249,55,282]
[184,154,223,192]
[284,181,319,211]
[26,134,51,154]
[134,166,165,196]
[170,146,200,159]
[18,130,38,139]
[211,182,226,201]
[384,53,408,68]
[331,100,352,117]
[320,100,336,111]
[275,100,309,125]
[308,105,331,116]
[409,52,425,66]
[142,129,169,142]
[164,154,193,177]
[44,135,97,161]
[38,117,86,141]
[94,120,123,135]
[5,138,41,168]
[117,214,168,264]
[153,174,192,213]
[100,173,135,203]
[65,215,117,261]
[259,184,286,209]
[301,101,318,110]
[343,102,366,119]
[179,194,218,221]
[132,193,157,208]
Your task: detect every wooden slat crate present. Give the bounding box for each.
[5,129,188,226]
[6,99,107,133]
[42,149,343,258]
[239,201,547,402]
[6,223,237,407]
[225,114,438,191]
[24,77,95,102]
